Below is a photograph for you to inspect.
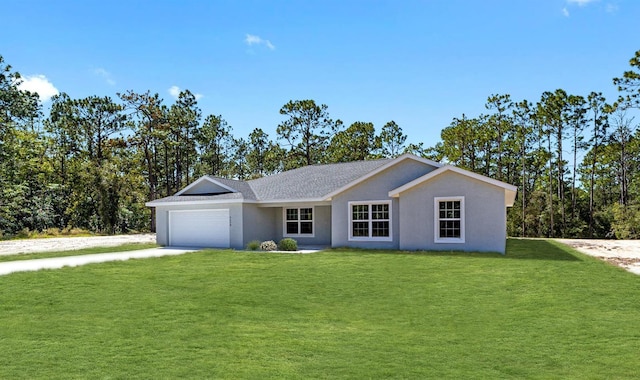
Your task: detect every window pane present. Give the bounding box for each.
[372,204,389,220]
[300,208,313,221]
[439,220,460,238]
[286,222,298,234]
[352,205,368,220]
[439,201,461,220]
[372,221,389,237]
[352,221,369,237]
[300,222,313,234]
[286,209,298,221]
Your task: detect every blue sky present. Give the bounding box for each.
[2,0,638,148]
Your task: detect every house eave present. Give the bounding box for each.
[256,198,332,207]
[174,176,238,196]
[388,165,518,207]
[145,198,252,207]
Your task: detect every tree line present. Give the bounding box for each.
[1,50,639,238]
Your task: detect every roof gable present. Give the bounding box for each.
[322,154,442,200]
[175,176,237,196]
[247,159,392,202]
[388,165,518,207]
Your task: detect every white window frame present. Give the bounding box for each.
[348,200,392,242]
[283,207,315,237]
[434,196,465,243]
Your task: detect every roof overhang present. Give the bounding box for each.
[145,198,251,207]
[388,165,518,207]
[256,199,332,207]
[174,176,237,196]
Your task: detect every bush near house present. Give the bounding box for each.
[260,240,277,251]
[278,238,298,251]
[246,240,261,251]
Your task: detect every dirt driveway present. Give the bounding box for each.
[0,234,156,256]
[556,239,640,275]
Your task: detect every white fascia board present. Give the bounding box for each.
[175,176,237,196]
[256,199,331,207]
[145,198,251,207]
[389,165,518,199]
[322,154,443,200]
[505,189,517,207]
[388,166,448,197]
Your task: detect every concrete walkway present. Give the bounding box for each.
[0,247,198,276]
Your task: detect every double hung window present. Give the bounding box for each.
[349,201,391,241]
[434,197,464,243]
[284,207,313,236]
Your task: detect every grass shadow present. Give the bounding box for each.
[504,238,582,261]
[328,238,582,262]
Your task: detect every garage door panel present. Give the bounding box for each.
[169,209,230,247]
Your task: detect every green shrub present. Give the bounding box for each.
[260,240,277,251]
[16,228,32,239]
[246,240,261,251]
[278,238,298,251]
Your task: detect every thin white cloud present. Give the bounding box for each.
[245,34,275,51]
[94,68,116,85]
[169,85,181,98]
[563,0,617,17]
[567,0,597,5]
[168,85,203,101]
[17,74,59,102]
[606,3,619,13]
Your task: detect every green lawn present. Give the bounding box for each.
[1,239,639,379]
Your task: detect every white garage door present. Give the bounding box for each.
[169,209,230,248]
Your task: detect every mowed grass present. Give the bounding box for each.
[0,243,158,263]
[1,239,639,379]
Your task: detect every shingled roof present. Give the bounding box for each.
[247,159,391,201]
[146,155,440,206]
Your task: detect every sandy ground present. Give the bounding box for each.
[556,239,640,275]
[0,247,196,276]
[0,234,156,256]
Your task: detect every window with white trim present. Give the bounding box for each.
[284,207,314,237]
[349,201,392,241]
[434,197,465,243]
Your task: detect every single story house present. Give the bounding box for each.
[146,154,517,253]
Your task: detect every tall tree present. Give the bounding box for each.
[379,120,406,158]
[537,89,570,237]
[566,94,588,222]
[231,137,249,180]
[169,90,201,188]
[276,99,338,168]
[119,90,169,231]
[327,121,379,162]
[585,92,610,237]
[194,114,233,177]
[485,94,513,181]
[613,49,640,109]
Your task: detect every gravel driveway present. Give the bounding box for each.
[0,234,156,256]
[556,239,640,275]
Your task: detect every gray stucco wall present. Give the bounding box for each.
[153,203,244,249]
[331,159,437,249]
[242,205,277,246]
[397,171,507,253]
[273,205,332,246]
